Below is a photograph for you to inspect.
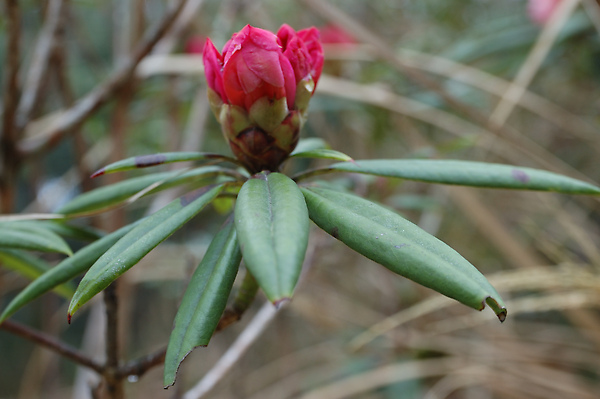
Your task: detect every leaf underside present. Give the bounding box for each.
[311,159,600,194]
[301,186,507,321]
[91,152,238,177]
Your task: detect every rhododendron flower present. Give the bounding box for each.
[528,0,562,25]
[203,24,324,173]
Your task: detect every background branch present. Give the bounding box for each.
[15,0,66,131]
[18,0,189,155]
[1,0,22,213]
[0,320,105,374]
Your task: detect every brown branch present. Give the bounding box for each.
[0,319,104,374]
[18,0,190,155]
[1,0,22,213]
[103,283,123,399]
[113,272,260,380]
[15,0,66,130]
[116,347,167,379]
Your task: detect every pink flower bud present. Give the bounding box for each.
[203,25,323,173]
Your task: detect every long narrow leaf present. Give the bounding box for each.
[290,148,354,162]
[0,222,72,256]
[0,249,74,299]
[40,222,104,242]
[0,223,136,322]
[67,185,224,319]
[290,138,330,155]
[234,172,309,304]
[164,219,241,388]
[301,186,507,321]
[91,152,239,177]
[59,166,237,215]
[297,159,600,194]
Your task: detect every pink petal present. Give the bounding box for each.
[202,39,227,102]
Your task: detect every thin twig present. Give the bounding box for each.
[18,0,190,155]
[1,0,22,213]
[112,274,262,381]
[15,0,66,130]
[0,319,105,374]
[489,0,580,126]
[299,0,598,185]
[182,301,282,399]
[153,0,207,55]
[103,283,123,399]
[116,347,167,379]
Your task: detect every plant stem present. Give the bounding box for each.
[0,319,105,374]
[217,270,260,331]
[18,0,190,155]
[0,0,22,213]
[116,347,167,379]
[103,283,123,399]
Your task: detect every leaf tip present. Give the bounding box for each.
[273,297,290,309]
[90,168,105,178]
[67,313,72,324]
[484,296,507,323]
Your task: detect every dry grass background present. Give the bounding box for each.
[2,0,600,398]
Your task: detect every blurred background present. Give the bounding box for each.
[2,0,600,398]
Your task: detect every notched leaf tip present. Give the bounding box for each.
[483,296,507,323]
[163,346,207,389]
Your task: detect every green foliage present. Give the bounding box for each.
[0,249,74,300]
[0,222,73,256]
[301,186,506,320]
[5,137,600,384]
[164,218,241,388]
[297,159,600,194]
[0,223,135,322]
[67,185,225,319]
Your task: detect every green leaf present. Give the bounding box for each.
[291,138,330,155]
[234,172,309,304]
[0,249,74,299]
[42,222,104,242]
[163,219,241,388]
[290,148,354,162]
[67,185,224,319]
[59,166,236,215]
[0,222,73,256]
[0,223,135,323]
[301,186,507,321]
[298,159,600,195]
[91,152,239,177]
